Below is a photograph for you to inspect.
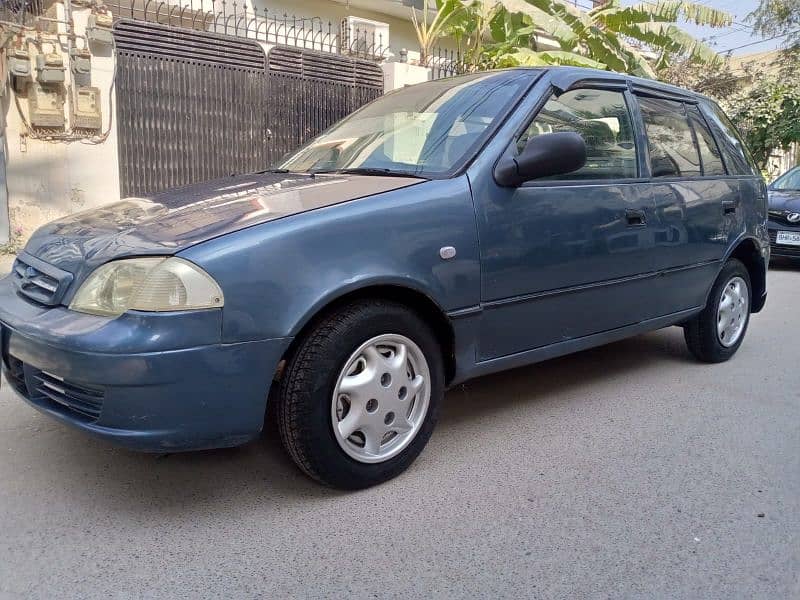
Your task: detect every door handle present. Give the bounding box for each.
[723,200,737,214]
[625,208,647,227]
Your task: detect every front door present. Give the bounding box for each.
[472,86,661,360]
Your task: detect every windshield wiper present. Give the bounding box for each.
[314,167,425,179]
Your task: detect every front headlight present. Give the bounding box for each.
[69,257,224,316]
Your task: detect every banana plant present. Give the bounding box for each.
[439,0,732,77]
[520,0,732,76]
[446,0,599,69]
[411,0,467,64]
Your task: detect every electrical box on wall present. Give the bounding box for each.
[87,13,114,45]
[28,83,65,128]
[8,47,32,94]
[35,52,65,84]
[8,48,31,79]
[71,86,102,130]
[70,48,92,87]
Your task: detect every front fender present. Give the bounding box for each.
[181,177,481,343]
[286,274,451,337]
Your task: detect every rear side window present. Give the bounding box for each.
[517,88,637,180]
[638,97,701,178]
[702,101,759,176]
[686,105,726,176]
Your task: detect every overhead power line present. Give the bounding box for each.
[718,30,800,54]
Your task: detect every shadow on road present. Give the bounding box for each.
[439,327,692,428]
[768,260,799,272]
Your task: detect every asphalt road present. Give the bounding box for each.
[1,266,798,599]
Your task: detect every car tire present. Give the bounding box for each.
[277,299,444,489]
[684,258,752,363]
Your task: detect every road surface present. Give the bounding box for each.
[1,266,798,598]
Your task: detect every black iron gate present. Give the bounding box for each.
[265,46,385,164]
[114,20,384,197]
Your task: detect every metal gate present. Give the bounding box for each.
[114,20,384,197]
[265,46,384,163]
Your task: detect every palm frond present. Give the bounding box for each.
[497,47,607,68]
[499,0,579,47]
[619,21,723,65]
[596,1,731,28]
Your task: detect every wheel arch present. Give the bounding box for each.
[279,282,457,385]
[722,236,767,313]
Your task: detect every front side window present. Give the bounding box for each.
[517,88,637,180]
[280,72,533,176]
[638,97,701,178]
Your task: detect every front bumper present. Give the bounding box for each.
[0,276,291,452]
[767,221,800,260]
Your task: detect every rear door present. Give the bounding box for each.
[634,94,733,315]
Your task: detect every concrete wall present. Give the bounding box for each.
[0,133,8,245]
[1,4,118,247]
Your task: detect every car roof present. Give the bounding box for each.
[483,66,709,104]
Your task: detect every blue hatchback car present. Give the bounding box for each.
[0,68,768,488]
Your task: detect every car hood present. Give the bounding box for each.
[768,189,800,212]
[23,172,424,274]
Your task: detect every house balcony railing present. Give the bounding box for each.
[100,0,390,61]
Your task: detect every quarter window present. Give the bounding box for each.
[518,88,637,180]
[702,101,759,176]
[638,97,701,178]
[686,104,726,176]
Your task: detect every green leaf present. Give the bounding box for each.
[620,22,723,65]
[499,0,579,46]
[498,47,607,68]
[595,1,731,28]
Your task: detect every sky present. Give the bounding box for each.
[606,0,783,57]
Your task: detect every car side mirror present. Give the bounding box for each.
[495,132,587,187]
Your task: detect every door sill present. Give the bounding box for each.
[452,306,702,385]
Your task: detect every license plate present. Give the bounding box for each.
[777,231,800,246]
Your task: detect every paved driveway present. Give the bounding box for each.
[0,255,12,275]
[1,267,798,599]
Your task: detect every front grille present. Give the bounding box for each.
[5,354,105,423]
[5,356,27,397]
[768,210,800,227]
[30,370,105,422]
[769,230,800,257]
[11,253,73,306]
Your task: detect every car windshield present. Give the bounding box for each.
[279,71,534,177]
[771,166,800,190]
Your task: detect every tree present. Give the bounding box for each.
[727,65,800,168]
[657,56,739,99]
[748,0,800,50]
[410,0,466,65]
[516,0,731,76]
[432,0,732,76]
[447,1,606,69]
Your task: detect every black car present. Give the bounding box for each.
[768,166,800,260]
